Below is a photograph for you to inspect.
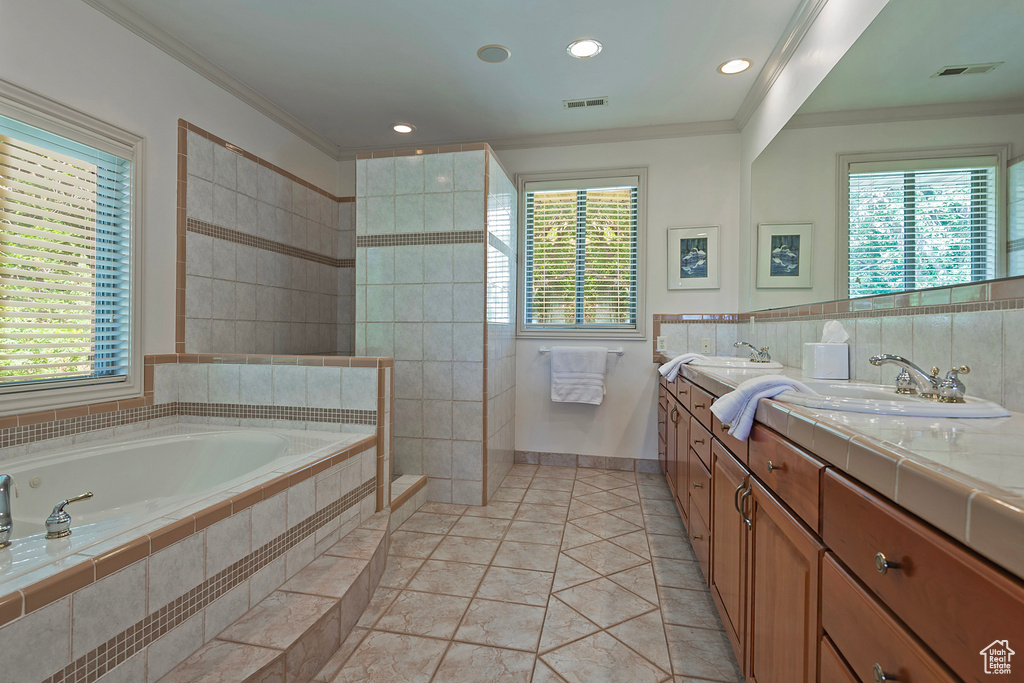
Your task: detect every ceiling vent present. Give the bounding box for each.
[563,96,609,110]
[931,62,1003,78]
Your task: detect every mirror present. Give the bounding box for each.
[748,0,1024,311]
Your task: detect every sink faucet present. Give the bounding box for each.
[734,341,772,363]
[0,474,11,548]
[869,354,941,399]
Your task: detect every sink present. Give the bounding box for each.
[776,380,1010,418]
[687,355,784,370]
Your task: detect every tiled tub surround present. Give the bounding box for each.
[0,427,379,683]
[177,120,355,355]
[664,357,1024,583]
[355,145,517,506]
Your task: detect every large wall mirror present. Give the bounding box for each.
[748,0,1024,311]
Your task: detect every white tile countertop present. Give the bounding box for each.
[656,353,1024,581]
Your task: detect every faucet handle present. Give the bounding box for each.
[930,366,941,377]
[937,366,970,403]
[45,492,94,540]
[948,365,970,377]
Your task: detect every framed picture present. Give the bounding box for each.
[757,222,813,288]
[667,226,719,290]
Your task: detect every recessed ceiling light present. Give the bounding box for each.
[567,39,602,59]
[718,58,752,75]
[393,124,415,134]
[477,45,511,63]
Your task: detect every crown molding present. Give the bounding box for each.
[336,119,741,160]
[80,0,341,159]
[733,0,830,130]
[785,98,1024,130]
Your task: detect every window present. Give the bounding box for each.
[518,169,645,338]
[0,81,141,413]
[842,150,1006,298]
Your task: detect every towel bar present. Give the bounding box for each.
[538,347,624,356]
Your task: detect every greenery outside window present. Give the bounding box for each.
[517,169,646,339]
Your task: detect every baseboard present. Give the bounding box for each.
[514,450,660,474]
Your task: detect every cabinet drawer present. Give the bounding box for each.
[712,413,747,462]
[689,417,711,470]
[689,385,713,429]
[823,470,1024,682]
[822,553,956,683]
[820,635,857,683]
[688,505,711,583]
[749,425,824,531]
[687,447,711,524]
[674,378,692,406]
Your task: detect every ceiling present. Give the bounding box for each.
[90,0,806,155]
[798,0,1024,114]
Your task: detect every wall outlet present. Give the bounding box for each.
[656,336,667,352]
[701,337,713,353]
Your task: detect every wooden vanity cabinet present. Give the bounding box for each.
[657,383,668,473]
[710,443,749,662]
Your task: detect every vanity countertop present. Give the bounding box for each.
[655,352,1024,581]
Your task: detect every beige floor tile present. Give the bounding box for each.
[533,466,576,480]
[463,501,520,519]
[492,540,560,572]
[542,631,668,683]
[330,631,447,683]
[476,566,553,606]
[571,481,605,498]
[608,505,647,527]
[644,514,686,535]
[432,643,535,683]
[567,498,604,520]
[505,520,564,546]
[664,625,743,682]
[313,626,367,682]
[638,485,674,502]
[429,535,501,564]
[647,533,699,562]
[652,556,706,590]
[609,529,652,559]
[607,611,673,673]
[515,504,569,524]
[551,553,602,592]
[561,525,603,551]
[418,502,469,516]
[375,590,470,639]
[379,554,424,589]
[539,596,600,652]
[448,515,511,540]
[397,512,461,535]
[533,659,569,682]
[405,560,487,597]
[554,577,657,628]
[388,530,444,558]
[454,598,546,652]
[569,512,642,540]
[501,475,535,489]
[490,487,527,502]
[641,498,682,517]
[581,474,636,491]
[523,488,572,505]
[574,490,635,512]
[563,539,648,575]
[356,587,401,628]
[278,555,365,598]
[608,563,660,604]
[508,464,538,476]
[609,486,641,503]
[529,477,575,492]
[659,587,724,629]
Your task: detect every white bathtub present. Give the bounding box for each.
[0,425,367,592]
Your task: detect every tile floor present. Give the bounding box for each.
[316,464,743,682]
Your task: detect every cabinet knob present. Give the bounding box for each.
[872,663,895,682]
[694,402,706,409]
[766,460,784,473]
[720,423,731,432]
[874,552,900,575]
[692,482,703,489]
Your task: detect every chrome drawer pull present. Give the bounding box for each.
[692,482,703,489]
[874,552,900,575]
[739,487,753,529]
[872,663,895,682]
[766,460,784,473]
[733,482,745,514]
[670,407,680,424]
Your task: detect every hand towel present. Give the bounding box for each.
[658,353,709,382]
[551,346,607,405]
[710,375,817,441]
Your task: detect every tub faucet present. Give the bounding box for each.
[734,341,772,363]
[869,354,941,399]
[0,474,11,548]
[45,492,94,540]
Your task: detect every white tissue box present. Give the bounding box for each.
[802,343,849,379]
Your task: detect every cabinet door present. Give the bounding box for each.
[657,386,668,474]
[666,402,679,492]
[747,479,824,683]
[674,413,690,520]
[710,444,748,669]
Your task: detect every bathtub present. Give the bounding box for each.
[0,425,371,592]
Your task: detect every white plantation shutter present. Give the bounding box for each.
[0,114,132,391]
[523,179,638,331]
[848,157,998,298]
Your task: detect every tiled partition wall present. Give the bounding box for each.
[354,144,517,505]
[176,120,355,355]
[653,277,1024,412]
[1011,155,1024,276]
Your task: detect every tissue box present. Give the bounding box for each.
[802,343,849,379]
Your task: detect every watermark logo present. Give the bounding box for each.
[980,640,1015,675]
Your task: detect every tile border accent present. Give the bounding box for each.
[187,218,353,268]
[390,474,427,512]
[514,450,661,474]
[355,230,486,248]
[36,478,376,683]
[174,402,376,426]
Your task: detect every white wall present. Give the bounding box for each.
[750,112,1024,310]
[496,134,741,461]
[0,0,339,356]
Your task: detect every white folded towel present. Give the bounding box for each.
[658,353,709,382]
[550,346,607,405]
[711,375,817,441]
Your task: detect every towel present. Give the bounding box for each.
[711,375,817,441]
[551,346,607,405]
[658,353,709,382]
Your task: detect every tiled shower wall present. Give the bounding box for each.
[337,201,356,354]
[485,152,517,499]
[1010,156,1023,276]
[179,121,353,355]
[355,145,516,505]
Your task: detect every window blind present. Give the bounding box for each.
[0,113,132,391]
[848,159,997,298]
[523,182,637,330]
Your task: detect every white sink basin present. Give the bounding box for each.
[777,380,1010,418]
[688,355,784,370]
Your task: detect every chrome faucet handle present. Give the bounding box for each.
[758,347,772,363]
[894,369,917,395]
[45,492,94,540]
[0,474,11,549]
[938,366,970,404]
